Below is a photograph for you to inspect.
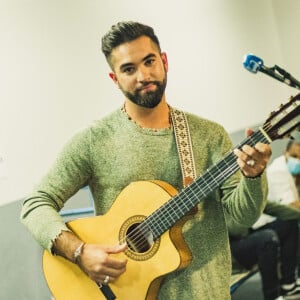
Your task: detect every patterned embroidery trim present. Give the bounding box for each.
[170,107,197,186]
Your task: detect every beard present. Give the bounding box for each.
[120,76,167,109]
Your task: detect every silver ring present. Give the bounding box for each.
[246,159,255,167]
[103,275,110,284]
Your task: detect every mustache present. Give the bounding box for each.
[136,81,160,91]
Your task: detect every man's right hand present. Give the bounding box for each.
[52,230,127,285]
[77,243,128,285]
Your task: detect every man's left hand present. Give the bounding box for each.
[233,128,272,178]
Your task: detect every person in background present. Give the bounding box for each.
[20,21,271,299]
[266,138,300,290]
[267,139,300,207]
[227,200,300,300]
[229,140,300,299]
[251,139,300,232]
[252,139,300,282]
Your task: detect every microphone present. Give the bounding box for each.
[243,54,300,90]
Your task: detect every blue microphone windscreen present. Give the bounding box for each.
[243,54,264,73]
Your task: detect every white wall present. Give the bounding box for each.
[0,0,299,205]
[272,0,300,76]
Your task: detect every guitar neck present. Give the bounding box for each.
[144,128,271,239]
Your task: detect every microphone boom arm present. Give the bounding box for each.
[243,54,300,90]
[273,65,300,90]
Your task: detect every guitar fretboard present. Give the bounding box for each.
[143,129,270,240]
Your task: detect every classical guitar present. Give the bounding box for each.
[43,94,300,300]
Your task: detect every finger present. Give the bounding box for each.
[105,243,127,254]
[233,148,250,163]
[233,149,251,171]
[99,274,116,284]
[94,262,126,282]
[102,243,128,268]
[234,148,265,177]
[243,145,271,169]
[79,244,127,281]
[245,128,254,137]
[241,145,257,158]
[105,254,127,270]
[240,145,269,167]
[89,263,126,283]
[93,252,126,274]
[254,143,272,157]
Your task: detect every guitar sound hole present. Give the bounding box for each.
[126,223,153,253]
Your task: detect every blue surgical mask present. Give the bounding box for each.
[287,157,300,175]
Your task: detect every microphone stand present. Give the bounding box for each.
[272,65,300,90]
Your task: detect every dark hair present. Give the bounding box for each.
[101,21,161,66]
[286,139,300,151]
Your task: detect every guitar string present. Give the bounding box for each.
[157,125,272,224]
[119,126,272,251]
[118,123,272,249]
[118,155,239,250]
[118,122,272,250]
[128,108,299,250]
[119,155,239,249]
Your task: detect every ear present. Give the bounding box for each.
[109,72,118,85]
[161,52,168,72]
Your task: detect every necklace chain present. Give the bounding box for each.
[121,104,172,130]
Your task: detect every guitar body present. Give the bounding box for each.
[42,94,300,299]
[43,180,193,300]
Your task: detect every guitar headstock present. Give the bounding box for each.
[263,93,300,141]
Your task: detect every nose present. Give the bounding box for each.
[136,66,150,82]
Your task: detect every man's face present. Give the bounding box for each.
[109,36,168,108]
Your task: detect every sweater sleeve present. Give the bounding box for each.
[213,126,268,229]
[20,128,92,252]
[223,173,268,227]
[224,174,268,238]
[188,113,268,234]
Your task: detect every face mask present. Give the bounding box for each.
[287,157,300,175]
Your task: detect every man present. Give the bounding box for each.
[227,201,300,300]
[20,21,271,299]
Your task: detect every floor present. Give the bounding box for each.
[231,272,264,300]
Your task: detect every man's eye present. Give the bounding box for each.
[145,59,155,66]
[123,67,135,74]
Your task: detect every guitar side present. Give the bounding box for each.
[43,180,193,300]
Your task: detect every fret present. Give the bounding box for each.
[42,94,300,300]
[145,152,240,237]
[235,130,269,150]
[145,126,274,238]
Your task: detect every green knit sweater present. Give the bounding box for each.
[21,107,267,299]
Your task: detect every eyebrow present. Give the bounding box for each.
[119,53,157,71]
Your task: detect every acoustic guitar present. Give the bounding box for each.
[43,94,300,300]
